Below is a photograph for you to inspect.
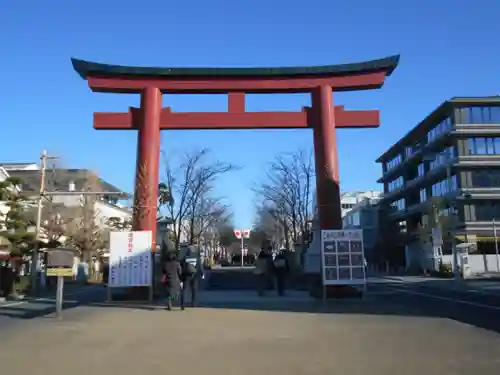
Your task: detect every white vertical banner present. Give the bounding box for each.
[109,230,153,287]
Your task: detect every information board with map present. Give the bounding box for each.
[321,229,366,286]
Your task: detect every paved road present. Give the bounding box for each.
[0,284,105,322]
[0,273,499,374]
[369,278,500,334]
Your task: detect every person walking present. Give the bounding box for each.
[273,249,289,296]
[180,250,203,308]
[162,251,183,311]
[255,246,273,296]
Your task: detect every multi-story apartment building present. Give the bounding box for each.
[343,196,382,260]
[377,97,500,266]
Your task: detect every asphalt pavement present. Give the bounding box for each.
[0,271,499,374]
[367,278,500,334]
[0,283,106,321]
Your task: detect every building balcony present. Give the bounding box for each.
[404,157,458,192]
[378,130,453,183]
[390,190,464,220]
[379,186,406,202]
[459,187,500,200]
[456,155,500,167]
[453,124,500,137]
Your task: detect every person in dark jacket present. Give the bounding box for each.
[273,249,289,296]
[255,246,273,296]
[162,251,183,310]
[180,252,202,308]
[102,262,110,284]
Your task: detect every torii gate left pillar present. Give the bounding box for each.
[134,87,162,242]
[72,55,399,251]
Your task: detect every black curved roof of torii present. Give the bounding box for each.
[71,55,400,80]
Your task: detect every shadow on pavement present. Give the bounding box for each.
[1,270,499,335]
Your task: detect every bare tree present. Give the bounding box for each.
[187,196,231,245]
[65,171,108,274]
[23,159,76,248]
[159,148,237,250]
[106,216,133,231]
[254,149,315,250]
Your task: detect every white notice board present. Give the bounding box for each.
[109,231,153,287]
[321,229,366,286]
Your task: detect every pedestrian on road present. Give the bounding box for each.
[255,246,273,296]
[102,262,109,285]
[180,249,202,309]
[272,249,289,296]
[162,251,183,311]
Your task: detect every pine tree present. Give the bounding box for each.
[0,177,36,256]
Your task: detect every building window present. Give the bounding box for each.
[467,137,500,155]
[456,106,500,124]
[427,117,452,143]
[405,141,422,159]
[474,203,500,221]
[431,175,458,197]
[429,146,456,170]
[390,198,405,212]
[386,154,403,171]
[342,203,354,210]
[417,163,425,177]
[388,176,404,192]
[419,189,427,203]
[352,212,360,226]
[471,170,500,187]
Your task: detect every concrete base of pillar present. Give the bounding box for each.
[306,274,363,299]
[110,287,153,302]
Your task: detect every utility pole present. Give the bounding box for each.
[30,151,55,293]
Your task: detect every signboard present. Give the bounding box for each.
[242,229,250,239]
[321,230,366,286]
[46,268,73,277]
[46,248,75,278]
[109,231,153,287]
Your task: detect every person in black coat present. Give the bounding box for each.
[162,251,183,310]
[273,250,290,296]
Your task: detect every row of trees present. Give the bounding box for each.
[252,149,315,251]
[1,147,318,264]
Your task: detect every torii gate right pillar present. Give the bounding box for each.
[312,85,342,229]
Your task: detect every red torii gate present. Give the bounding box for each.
[72,56,399,250]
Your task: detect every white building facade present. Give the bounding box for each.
[0,163,132,238]
[340,190,383,217]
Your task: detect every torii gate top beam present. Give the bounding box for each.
[71,55,399,94]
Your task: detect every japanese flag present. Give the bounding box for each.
[234,229,242,239]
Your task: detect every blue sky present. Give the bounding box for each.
[1,0,500,228]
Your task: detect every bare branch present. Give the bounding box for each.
[254,149,315,250]
[64,171,109,264]
[159,148,238,249]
